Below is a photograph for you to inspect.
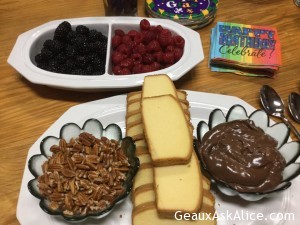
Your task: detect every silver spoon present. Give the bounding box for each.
[260,85,300,140]
[288,92,300,124]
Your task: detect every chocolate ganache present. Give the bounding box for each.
[200,120,286,193]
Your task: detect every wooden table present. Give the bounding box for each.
[1,0,299,224]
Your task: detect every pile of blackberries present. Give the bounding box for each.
[35,21,107,75]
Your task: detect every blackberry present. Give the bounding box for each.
[93,57,106,71]
[63,59,76,72]
[90,41,107,57]
[40,48,53,60]
[88,30,103,42]
[48,60,60,73]
[37,62,49,70]
[34,21,108,76]
[65,45,77,58]
[54,21,72,41]
[71,68,86,75]
[76,41,90,54]
[55,52,67,63]
[35,53,44,64]
[86,65,94,74]
[92,70,105,75]
[76,25,89,36]
[86,53,99,64]
[76,56,88,68]
[66,30,77,43]
[72,36,86,49]
[44,39,64,54]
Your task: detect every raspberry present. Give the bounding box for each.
[155,25,163,34]
[147,40,161,53]
[140,19,150,31]
[112,52,124,65]
[112,35,122,49]
[153,51,164,63]
[116,43,131,56]
[128,30,138,38]
[158,29,172,47]
[133,43,147,55]
[132,64,143,74]
[165,45,175,53]
[120,68,131,75]
[132,53,142,65]
[142,31,156,45]
[173,35,185,48]
[134,32,144,44]
[122,35,132,44]
[151,62,161,71]
[142,65,153,73]
[120,58,134,69]
[115,29,125,37]
[163,52,175,64]
[163,63,173,69]
[127,41,136,49]
[113,65,123,75]
[174,47,183,61]
[142,53,154,65]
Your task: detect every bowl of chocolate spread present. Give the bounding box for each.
[196,105,300,201]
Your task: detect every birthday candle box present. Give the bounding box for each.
[210,22,282,77]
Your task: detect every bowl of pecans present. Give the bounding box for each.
[27,119,139,222]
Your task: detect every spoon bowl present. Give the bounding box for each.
[260,85,285,118]
[260,85,300,140]
[289,92,300,124]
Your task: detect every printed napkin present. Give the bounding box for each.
[210,22,282,77]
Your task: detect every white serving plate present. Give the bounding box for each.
[7,17,204,91]
[17,91,300,225]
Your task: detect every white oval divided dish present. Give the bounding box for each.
[7,17,204,91]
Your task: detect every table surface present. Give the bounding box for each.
[1,0,299,224]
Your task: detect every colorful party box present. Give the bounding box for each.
[210,22,282,77]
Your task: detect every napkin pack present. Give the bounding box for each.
[210,22,282,77]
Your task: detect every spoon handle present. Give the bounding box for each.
[282,117,300,140]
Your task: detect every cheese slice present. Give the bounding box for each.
[132,202,216,225]
[154,152,202,216]
[142,95,193,166]
[142,75,178,98]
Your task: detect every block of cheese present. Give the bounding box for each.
[132,202,216,225]
[142,95,193,166]
[154,152,202,217]
[142,75,178,98]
